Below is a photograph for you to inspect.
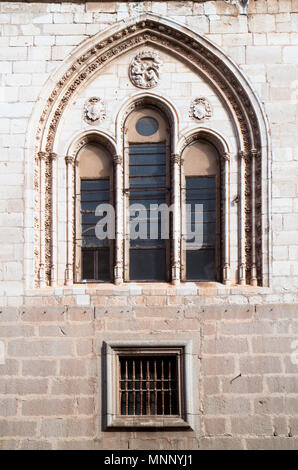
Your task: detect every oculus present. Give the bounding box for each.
[135,116,159,136]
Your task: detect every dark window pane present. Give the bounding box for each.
[186,248,216,281]
[130,249,166,281]
[129,164,166,177]
[130,176,166,188]
[186,176,217,281]
[130,154,166,166]
[186,177,216,189]
[82,250,95,280]
[82,248,110,281]
[80,179,111,281]
[129,143,168,281]
[81,179,110,191]
[97,248,110,281]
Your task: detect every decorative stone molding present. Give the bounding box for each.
[83,96,106,125]
[32,15,269,287]
[189,97,212,122]
[129,50,162,89]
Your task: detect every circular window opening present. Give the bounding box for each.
[136,117,159,136]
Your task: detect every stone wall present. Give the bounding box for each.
[0,303,298,450]
[0,0,297,303]
[0,0,297,451]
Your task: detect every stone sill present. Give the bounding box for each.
[25,282,272,297]
[105,415,191,430]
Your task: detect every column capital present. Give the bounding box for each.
[49,152,58,161]
[223,152,230,161]
[38,151,48,161]
[113,154,122,165]
[171,153,181,165]
[65,155,75,166]
[250,148,259,158]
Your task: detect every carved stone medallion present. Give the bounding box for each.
[129,50,163,89]
[190,97,212,121]
[83,97,106,124]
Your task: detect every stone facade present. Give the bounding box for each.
[0,0,298,450]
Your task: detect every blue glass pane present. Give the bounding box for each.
[135,117,159,136]
[81,179,110,191]
[129,164,166,177]
[130,176,166,188]
[186,177,216,189]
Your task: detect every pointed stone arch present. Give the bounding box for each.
[28,13,270,288]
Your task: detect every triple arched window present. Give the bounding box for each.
[73,103,225,285]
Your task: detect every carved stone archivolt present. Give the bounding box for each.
[33,16,268,287]
[129,50,162,89]
[190,97,212,122]
[83,96,106,124]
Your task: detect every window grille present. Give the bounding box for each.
[119,356,178,416]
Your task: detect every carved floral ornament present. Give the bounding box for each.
[190,97,212,122]
[83,96,106,124]
[129,50,163,89]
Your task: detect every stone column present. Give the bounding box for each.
[50,152,57,286]
[113,154,123,285]
[222,152,231,285]
[239,150,246,285]
[250,148,258,286]
[171,153,181,285]
[38,151,47,288]
[65,155,75,286]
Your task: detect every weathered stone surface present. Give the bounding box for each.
[0,0,297,452]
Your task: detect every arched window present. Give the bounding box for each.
[123,107,171,282]
[75,143,114,282]
[181,140,221,282]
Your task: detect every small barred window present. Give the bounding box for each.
[119,356,178,416]
[104,341,195,429]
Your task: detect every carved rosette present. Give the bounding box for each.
[83,96,106,125]
[190,97,212,122]
[33,18,264,287]
[129,50,163,89]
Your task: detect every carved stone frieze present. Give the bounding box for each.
[129,50,163,88]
